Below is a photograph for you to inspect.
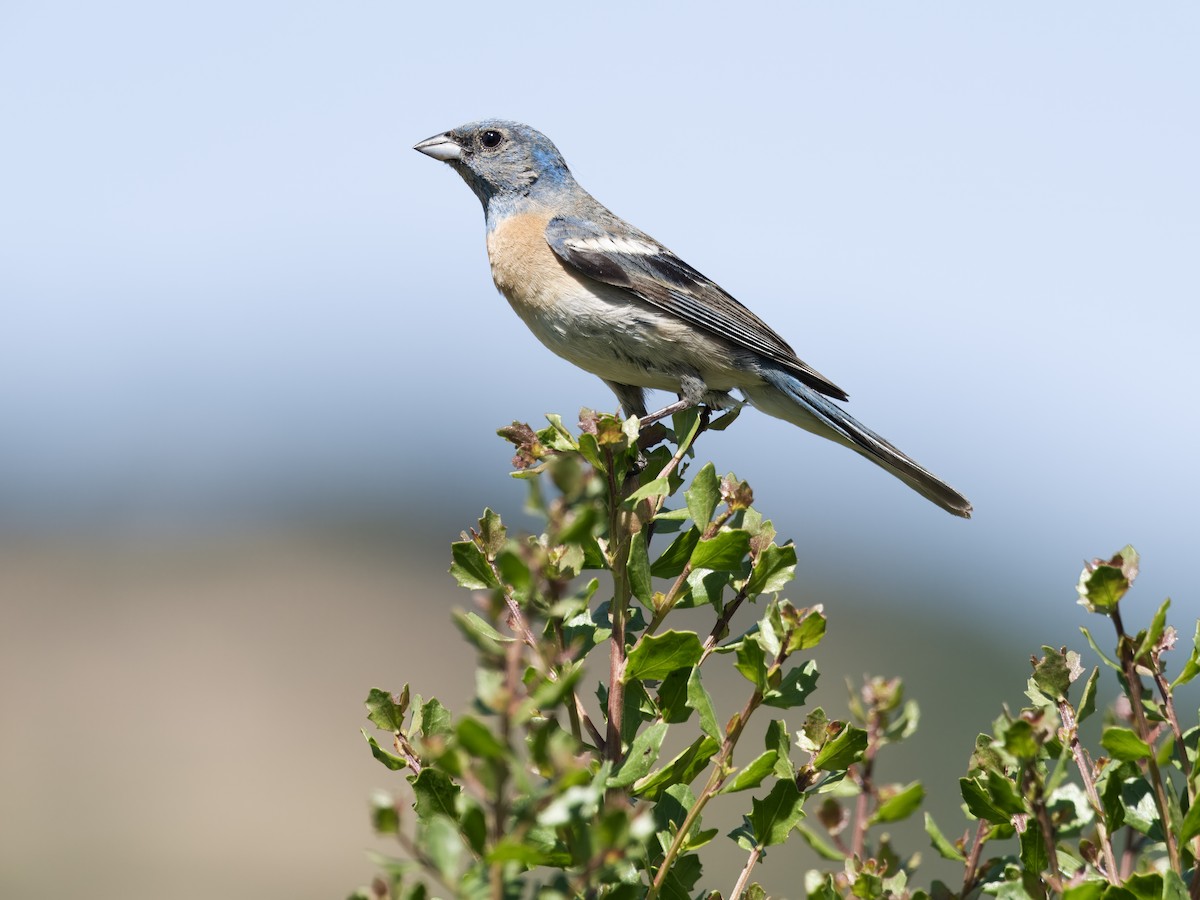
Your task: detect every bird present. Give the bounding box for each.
[414,120,972,518]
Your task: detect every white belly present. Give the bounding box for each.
[485,211,741,392]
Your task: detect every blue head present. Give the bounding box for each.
[414,119,576,218]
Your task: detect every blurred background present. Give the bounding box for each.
[2,3,1197,897]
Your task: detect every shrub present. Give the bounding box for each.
[355,411,1199,899]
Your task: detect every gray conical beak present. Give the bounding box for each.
[414,132,464,162]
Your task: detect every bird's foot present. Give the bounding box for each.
[639,398,694,427]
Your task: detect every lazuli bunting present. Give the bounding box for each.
[415,120,971,518]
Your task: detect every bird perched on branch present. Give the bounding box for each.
[414,120,971,518]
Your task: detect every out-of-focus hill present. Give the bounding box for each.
[1,523,1034,899]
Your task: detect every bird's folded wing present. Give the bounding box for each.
[546,215,848,401]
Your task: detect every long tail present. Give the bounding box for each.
[741,368,972,518]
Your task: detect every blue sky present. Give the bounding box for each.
[2,2,1198,627]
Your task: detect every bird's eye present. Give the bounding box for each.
[480,129,504,149]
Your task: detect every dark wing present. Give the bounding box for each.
[545,215,848,401]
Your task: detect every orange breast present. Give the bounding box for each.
[486,211,583,313]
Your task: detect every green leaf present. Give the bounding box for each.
[538,768,606,827]
[813,723,868,770]
[627,530,652,606]
[1076,546,1138,614]
[617,679,653,748]
[883,700,921,744]
[556,503,597,543]
[748,778,805,846]
[1101,726,1151,761]
[652,506,690,522]
[1171,620,1200,688]
[745,543,797,597]
[451,610,512,657]
[363,731,407,770]
[656,667,692,723]
[609,721,669,787]
[1163,871,1190,900]
[871,781,925,823]
[1179,791,1200,843]
[1032,646,1079,702]
[686,462,720,528]
[765,719,793,778]
[671,405,704,446]
[1121,873,1165,900]
[690,529,752,571]
[764,659,820,708]
[796,822,846,861]
[685,568,728,612]
[412,768,461,823]
[458,796,487,854]
[576,431,604,471]
[708,404,743,430]
[421,814,462,882]
[782,604,826,653]
[650,527,700,578]
[985,767,1027,815]
[625,475,671,504]
[369,791,400,835]
[652,781,695,841]
[925,812,966,861]
[686,666,722,741]
[720,750,779,793]
[1135,597,1171,663]
[659,852,703,900]
[365,686,409,732]
[1018,818,1048,875]
[1119,776,1162,836]
[1001,719,1040,760]
[539,413,574,448]
[1047,783,1093,835]
[960,776,1010,824]
[624,631,704,683]
[476,508,506,556]
[1080,626,1121,671]
[488,838,561,866]
[633,736,720,800]
[1077,666,1100,723]
[455,716,506,759]
[735,634,768,690]
[449,540,498,590]
[414,698,453,738]
[1060,883,1105,900]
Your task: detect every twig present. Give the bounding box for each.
[729,846,763,900]
[489,639,522,900]
[1058,699,1119,882]
[645,509,734,636]
[1029,786,1062,890]
[649,408,709,517]
[1150,665,1192,799]
[851,708,879,860]
[1111,611,1180,873]
[700,584,750,663]
[647,688,764,900]
[1148,643,1200,899]
[604,447,632,768]
[393,732,423,776]
[961,819,989,895]
[484,554,605,753]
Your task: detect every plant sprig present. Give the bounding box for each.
[354,414,1200,900]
